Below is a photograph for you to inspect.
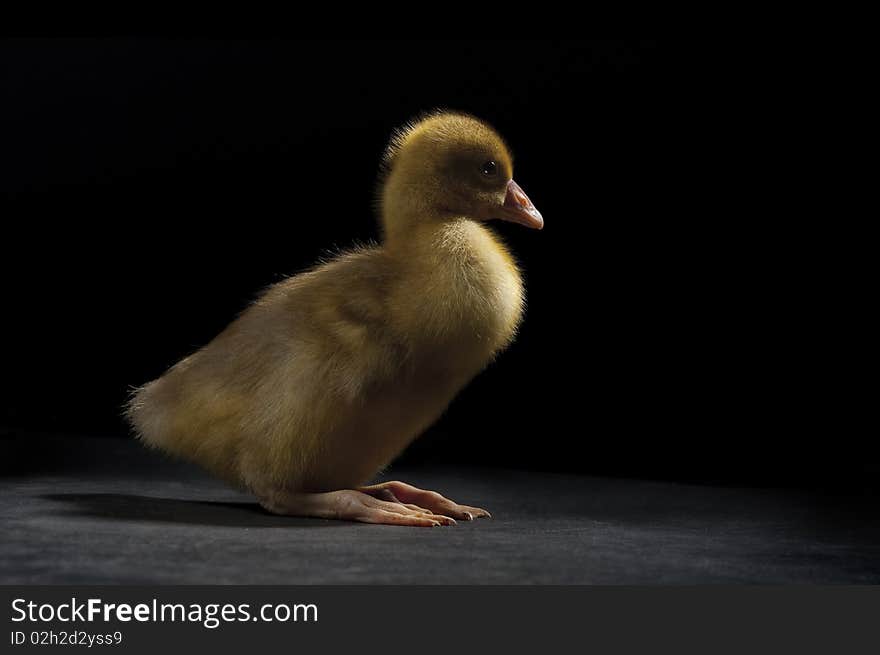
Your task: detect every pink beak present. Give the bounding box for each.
[499,179,544,230]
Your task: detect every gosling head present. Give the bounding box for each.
[379,111,543,239]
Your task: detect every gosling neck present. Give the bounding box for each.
[381,203,479,251]
[379,172,471,248]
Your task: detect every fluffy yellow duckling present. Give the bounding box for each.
[126,111,543,526]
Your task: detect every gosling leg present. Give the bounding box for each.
[359,481,491,521]
[257,488,456,527]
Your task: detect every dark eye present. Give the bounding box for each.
[481,160,497,176]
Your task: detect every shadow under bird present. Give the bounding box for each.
[126,111,543,526]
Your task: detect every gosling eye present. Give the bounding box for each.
[481,160,498,177]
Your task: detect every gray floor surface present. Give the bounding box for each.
[2,436,879,584]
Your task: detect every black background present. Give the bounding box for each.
[1,39,870,484]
